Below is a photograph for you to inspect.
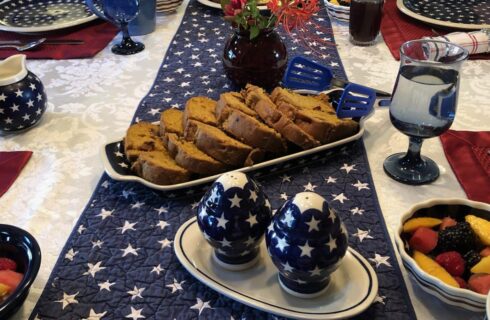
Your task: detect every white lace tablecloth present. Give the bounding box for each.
[0,2,489,319]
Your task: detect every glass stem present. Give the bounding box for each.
[120,21,132,43]
[402,136,424,166]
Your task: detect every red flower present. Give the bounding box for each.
[267,0,319,33]
[224,0,247,17]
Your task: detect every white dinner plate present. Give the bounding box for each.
[196,0,269,11]
[396,0,490,30]
[0,0,97,33]
[174,217,378,320]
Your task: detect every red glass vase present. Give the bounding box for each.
[222,28,288,90]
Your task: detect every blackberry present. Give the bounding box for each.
[464,250,481,269]
[437,222,476,254]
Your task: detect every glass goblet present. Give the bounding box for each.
[102,0,145,55]
[383,40,468,185]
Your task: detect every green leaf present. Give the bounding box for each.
[220,0,230,10]
[250,25,260,39]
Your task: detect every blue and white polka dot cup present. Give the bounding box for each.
[266,192,348,298]
[197,172,272,271]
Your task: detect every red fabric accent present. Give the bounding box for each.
[440,130,490,204]
[380,0,490,60]
[0,151,32,197]
[0,20,118,60]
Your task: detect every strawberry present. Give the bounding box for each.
[480,247,490,257]
[0,258,17,271]
[440,217,457,231]
[435,251,465,277]
[454,276,467,289]
[409,227,438,254]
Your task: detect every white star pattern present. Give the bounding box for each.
[228,194,241,208]
[249,190,258,202]
[219,237,232,247]
[369,253,392,268]
[310,265,322,277]
[166,278,185,293]
[374,294,386,304]
[246,213,258,227]
[244,236,255,246]
[156,220,170,230]
[158,238,173,249]
[292,192,325,214]
[65,248,78,261]
[340,163,356,174]
[98,280,115,292]
[352,229,374,242]
[131,201,144,209]
[126,307,145,320]
[127,286,145,300]
[121,244,139,257]
[332,193,348,203]
[154,206,168,215]
[280,192,288,200]
[305,216,321,232]
[299,241,314,257]
[56,292,78,309]
[281,209,294,227]
[0,93,6,101]
[350,207,365,215]
[352,180,370,191]
[216,213,229,229]
[15,89,23,97]
[119,221,137,233]
[325,176,337,183]
[151,264,164,275]
[190,298,212,315]
[326,235,337,252]
[84,262,105,277]
[91,240,104,249]
[282,261,294,272]
[275,236,289,252]
[97,208,114,220]
[281,175,291,182]
[303,182,317,191]
[82,309,107,320]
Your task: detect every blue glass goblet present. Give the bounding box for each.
[383,40,468,185]
[86,0,145,55]
[104,0,144,55]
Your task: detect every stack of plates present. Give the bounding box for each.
[324,0,350,22]
[157,0,183,13]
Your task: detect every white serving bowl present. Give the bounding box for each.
[487,292,490,319]
[324,0,349,22]
[395,198,490,312]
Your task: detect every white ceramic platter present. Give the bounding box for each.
[174,217,378,320]
[101,119,365,192]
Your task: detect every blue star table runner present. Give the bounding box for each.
[31,1,417,319]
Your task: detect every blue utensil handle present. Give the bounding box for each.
[378,99,391,107]
[85,0,110,21]
[336,83,376,118]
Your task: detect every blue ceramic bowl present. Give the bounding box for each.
[266,192,348,298]
[0,224,41,319]
[197,172,272,270]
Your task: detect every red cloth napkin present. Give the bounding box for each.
[0,151,32,197]
[0,20,119,60]
[440,130,490,204]
[380,0,490,61]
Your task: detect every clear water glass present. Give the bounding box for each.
[383,40,468,185]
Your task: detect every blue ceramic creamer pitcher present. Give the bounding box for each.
[0,54,47,135]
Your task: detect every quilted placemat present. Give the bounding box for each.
[31,1,417,319]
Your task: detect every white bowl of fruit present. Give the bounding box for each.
[395,198,490,312]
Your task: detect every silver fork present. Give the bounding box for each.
[0,38,46,51]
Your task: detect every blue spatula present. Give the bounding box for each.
[282,56,378,118]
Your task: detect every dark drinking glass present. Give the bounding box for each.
[349,0,384,46]
[383,40,468,185]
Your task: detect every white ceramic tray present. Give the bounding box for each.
[101,119,365,192]
[174,217,378,320]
